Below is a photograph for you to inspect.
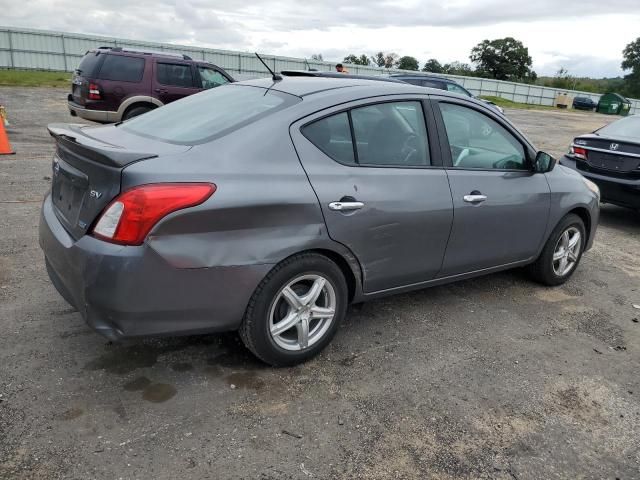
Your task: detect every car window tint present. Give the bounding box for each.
[302,112,355,165]
[446,83,472,97]
[422,80,445,89]
[198,67,229,89]
[98,55,145,82]
[440,102,526,170]
[351,101,430,167]
[122,85,299,144]
[76,52,102,76]
[157,63,194,88]
[402,78,422,86]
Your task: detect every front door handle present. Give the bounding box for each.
[463,194,487,203]
[328,201,364,211]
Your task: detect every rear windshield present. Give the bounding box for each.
[597,116,640,139]
[76,52,102,76]
[121,85,300,144]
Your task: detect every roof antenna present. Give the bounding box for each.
[255,52,282,81]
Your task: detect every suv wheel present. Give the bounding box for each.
[122,105,153,121]
[529,213,586,286]
[239,253,348,366]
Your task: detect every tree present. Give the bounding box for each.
[470,37,535,81]
[371,52,386,67]
[384,53,399,69]
[343,54,371,66]
[442,61,476,76]
[551,67,576,90]
[396,56,419,71]
[422,58,443,73]
[622,38,640,97]
[310,53,323,61]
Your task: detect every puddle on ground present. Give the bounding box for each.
[142,383,177,403]
[171,362,194,372]
[58,407,84,420]
[207,349,263,369]
[123,376,152,391]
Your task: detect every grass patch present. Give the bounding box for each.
[481,95,558,111]
[0,69,71,88]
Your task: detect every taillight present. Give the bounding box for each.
[88,82,101,100]
[571,146,587,160]
[92,183,216,246]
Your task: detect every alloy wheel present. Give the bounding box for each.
[552,227,582,276]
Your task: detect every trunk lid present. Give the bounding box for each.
[48,123,190,240]
[574,134,640,177]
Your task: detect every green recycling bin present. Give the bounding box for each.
[597,93,632,116]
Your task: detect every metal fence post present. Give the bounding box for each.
[61,34,68,71]
[7,29,14,68]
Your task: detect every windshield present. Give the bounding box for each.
[597,116,640,139]
[121,85,300,144]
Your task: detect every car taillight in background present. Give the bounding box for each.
[88,83,102,100]
[92,183,216,246]
[570,145,587,160]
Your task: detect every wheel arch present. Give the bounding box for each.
[567,206,592,245]
[117,96,163,121]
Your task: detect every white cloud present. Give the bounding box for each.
[1,0,638,77]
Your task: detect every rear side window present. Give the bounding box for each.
[157,63,194,88]
[98,55,145,82]
[122,85,300,144]
[303,101,431,167]
[302,113,355,165]
[352,102,430,166]
[76,52,102,76]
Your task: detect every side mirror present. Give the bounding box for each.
[533,151,557,173]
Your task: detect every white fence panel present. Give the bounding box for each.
[1,26,638,112]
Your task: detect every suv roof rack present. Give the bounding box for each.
[93,46,192,60]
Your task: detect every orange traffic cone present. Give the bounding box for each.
[0,111,15,155]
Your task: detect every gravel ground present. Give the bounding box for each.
[1,87,639,480]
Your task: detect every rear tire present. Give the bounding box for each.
[529,213,586,286]
[122,105,153,121]
[239,253,348,366]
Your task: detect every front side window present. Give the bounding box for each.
[439,102,527,170]
[98,55,145,82]
[157,63,194,88]
[198,67,230,89]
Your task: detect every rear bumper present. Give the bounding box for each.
[67,96,115,123]
[560,156,640,209]
[39,194,272,340]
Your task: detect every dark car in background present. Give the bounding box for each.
[68,47,234,123]
[389,73,505,114]
[573,96,597,111]
[41,77,600,365]
[560,114,640,210]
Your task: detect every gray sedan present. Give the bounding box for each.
[39,77,600,365]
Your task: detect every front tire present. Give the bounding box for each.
[239,253,348,366]
[529,213,586,286]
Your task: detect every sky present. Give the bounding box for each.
[2,0,639,78]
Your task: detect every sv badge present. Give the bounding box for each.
[89,190,103,199]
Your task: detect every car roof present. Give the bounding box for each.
[236,76,487,106]
[389,73,455,82]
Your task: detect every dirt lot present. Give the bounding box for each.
[1,87,639,480]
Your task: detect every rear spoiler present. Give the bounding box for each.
[48,123,157,168]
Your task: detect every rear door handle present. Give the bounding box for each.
[154,88,167,93]
[328,201,364,211]
[463,194,487,203]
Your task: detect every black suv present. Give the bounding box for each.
[68,47,234,123]
[389,73,505,114]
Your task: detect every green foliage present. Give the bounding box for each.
[369,52,398,68]
[396,56,419,71]
[343,54,371,66]
[537,75,626,94]
[310,54,323,61]
[442,61,476,76]
[422,59,443,73]
[470,37,535,81]
[0,69,71,87]
[622,37,640,98]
